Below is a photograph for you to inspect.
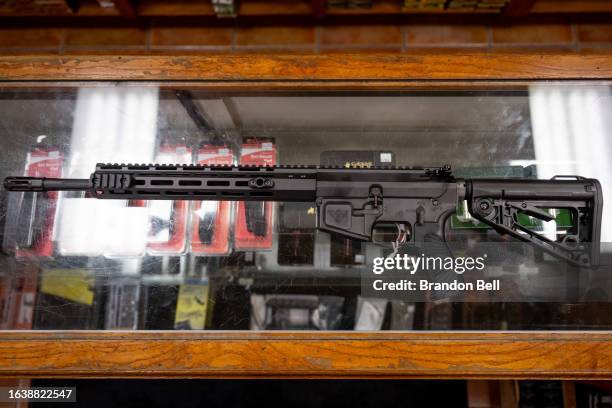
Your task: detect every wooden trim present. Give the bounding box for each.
[563,381,577,408]
[1,331,612,379]
[0,54,611,82]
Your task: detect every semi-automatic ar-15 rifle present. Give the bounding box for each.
[4,163,603,266]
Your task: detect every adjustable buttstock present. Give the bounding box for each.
[467,177,603,266]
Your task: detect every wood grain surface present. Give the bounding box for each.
[0,54,611,81]
[0,331,611,379]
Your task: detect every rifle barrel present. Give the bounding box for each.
[4,177,91,192]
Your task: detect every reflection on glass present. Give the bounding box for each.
[0,84,610,332]
[529,84,612,241]
[57,87,158,257]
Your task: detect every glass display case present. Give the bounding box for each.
[0,54,611,380]
[1,82,611,332]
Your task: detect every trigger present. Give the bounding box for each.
[386,223,409,260]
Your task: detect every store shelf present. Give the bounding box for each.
[2,0,612,18]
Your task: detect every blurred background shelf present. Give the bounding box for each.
[2,0,612,18]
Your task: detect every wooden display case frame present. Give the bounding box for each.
[0,53,611,379]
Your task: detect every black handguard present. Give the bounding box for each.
[3,163,603,266]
